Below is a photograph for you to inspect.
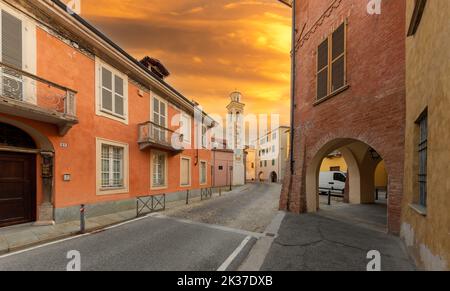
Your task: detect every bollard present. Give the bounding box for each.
[80,204,85,234]
[219,187,222,196]
[328,191,331,206]
[186,190,190,205]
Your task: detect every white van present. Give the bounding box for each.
[319,171,347,194]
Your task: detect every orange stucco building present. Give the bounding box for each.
[0,0,214,227]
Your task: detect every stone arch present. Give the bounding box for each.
[0,116,54,152]
[305,137,387,213]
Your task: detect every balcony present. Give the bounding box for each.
[0,62,78,136]
[138,121,184,153]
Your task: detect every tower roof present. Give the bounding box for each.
[230,91,243,103]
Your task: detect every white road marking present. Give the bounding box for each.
[149,213,264,238]
[238,211,286,271]
[217,235,252,271]
[0,215,153,259]
[0,213,263,259]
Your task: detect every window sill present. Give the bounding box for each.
[313,84,350,106]
[97,109,128,125]
[409,203,427,216]
[97,187,128,196]
[151,185,168,191]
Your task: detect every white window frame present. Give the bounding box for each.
[0,3,37,104]
[180,113,192,144]
[151,151,168,190]
[180,156,192,187]
[199,160,208,185]
[95,57,129,124]
[96,138,129,195]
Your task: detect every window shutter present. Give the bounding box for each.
[331,23,345,92]
[1,11,23,100]
[181,158,190,185]
[2,11,22,69]
[114,75,124,116]
[101,67,113,111]
[317,39,328,99]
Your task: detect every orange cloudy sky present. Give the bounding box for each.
[76,0,291,125]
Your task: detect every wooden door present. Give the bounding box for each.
[0,152,36,227]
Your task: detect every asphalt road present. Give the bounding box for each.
[0,183,281,271]
[165,183,281,233]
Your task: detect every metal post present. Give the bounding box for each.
[186,190,190,205]
[80,204,85,234]
[328,190,331,206]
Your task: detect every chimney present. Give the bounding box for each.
[140,56,170,79]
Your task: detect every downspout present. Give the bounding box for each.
[287,0,296,210]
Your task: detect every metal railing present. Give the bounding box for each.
[0,62,77,117]
[138,121,183,150]
[319,187,345,205]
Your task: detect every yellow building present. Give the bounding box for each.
[401,0,450,270]
[320,153,387,188]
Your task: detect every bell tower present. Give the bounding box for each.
[226,91,246,186]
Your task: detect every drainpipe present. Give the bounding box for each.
[286,0,296,210]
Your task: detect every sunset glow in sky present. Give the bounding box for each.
[78,0,291,124]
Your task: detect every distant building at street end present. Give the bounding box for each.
[226,91,246,186]
[211,138,234,188]
[245,147,256,182]
[255,126,290,183]
[401,0,449,271]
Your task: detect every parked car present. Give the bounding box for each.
[319,171,347,194]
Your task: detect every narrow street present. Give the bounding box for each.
[0,183,281,271]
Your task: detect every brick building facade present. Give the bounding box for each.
[280,0,406,234]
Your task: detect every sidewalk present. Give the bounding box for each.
[260,212,416,271]
[0,186,246,255]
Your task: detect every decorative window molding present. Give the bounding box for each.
[96,137,129,196]
[95,57,129,124]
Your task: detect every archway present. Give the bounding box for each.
[258,171,264,182]
[306,138,388,230]
[0,123,39,226]
[270,172,278,183]
[0,117,55,226]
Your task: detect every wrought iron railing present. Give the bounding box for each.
[138,121,184,150]
[0,62,77,117]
